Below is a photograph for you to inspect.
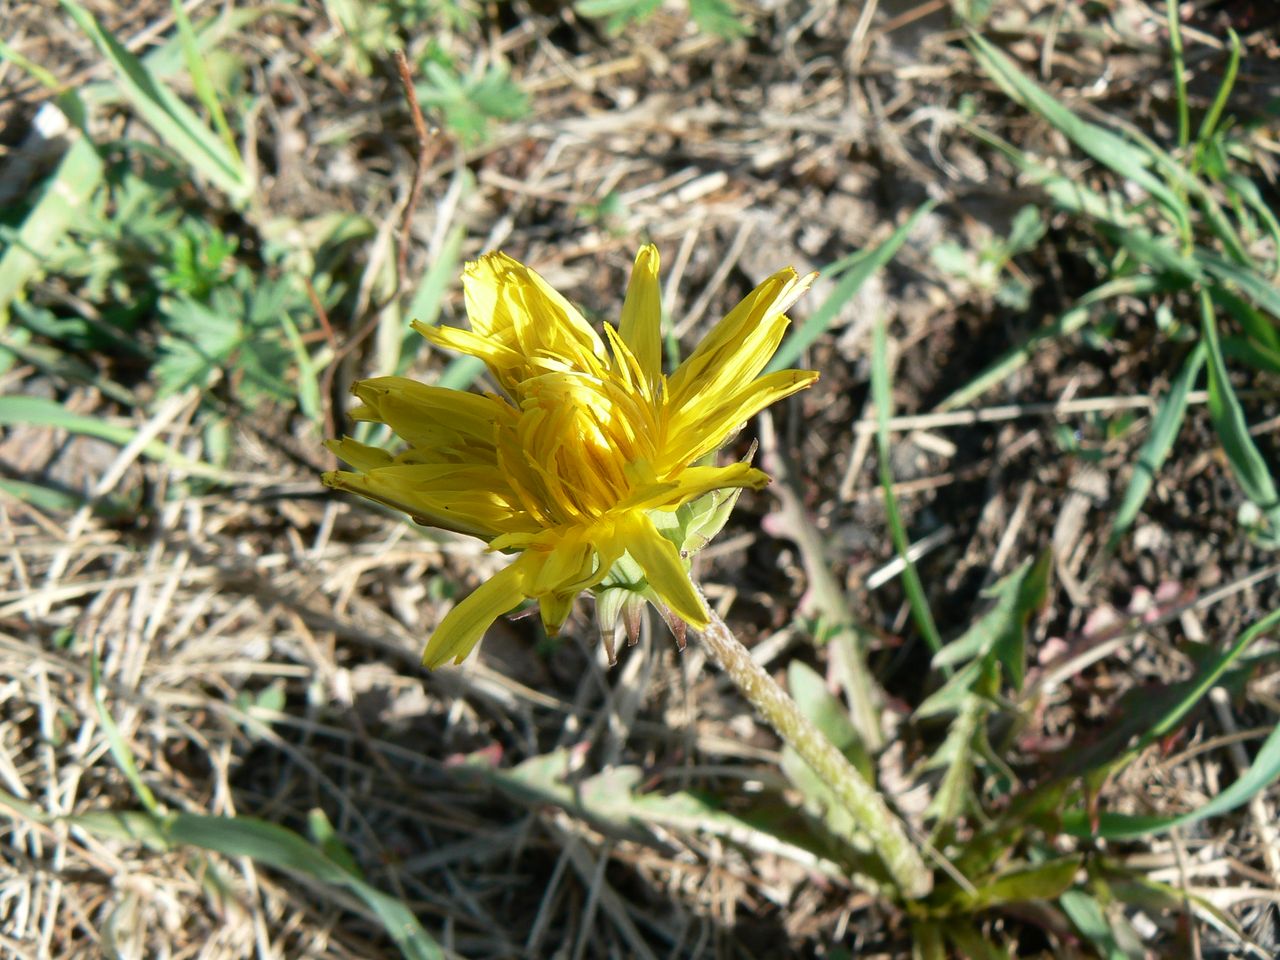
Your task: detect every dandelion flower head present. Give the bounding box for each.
[323,245,816,667]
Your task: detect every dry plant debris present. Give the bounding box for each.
[2,0,1280,957]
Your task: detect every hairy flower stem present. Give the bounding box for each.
[696,604,933,899]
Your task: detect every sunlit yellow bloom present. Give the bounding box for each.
[323,245,816,667]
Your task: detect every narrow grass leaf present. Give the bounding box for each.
[1210,283,1280,354]
[936,275,1162,411]
[1222,171,1280,275]
[0,395,230,481]
[278,311,322,422]
[0,138,103,325]
[1108,342,1206,548]
[1059,890,1135,960]
[872,316,943,655]
[1065,722,1280,840]
[1199,31,1240,145]
[1200,291,1280,531]
[767,200,937,374]
[90,653,160,815]
[0,477,123,515]
[60,0,251,203]
[170,0,238,156]
[392,224,465,376]
[1221,335,1280,375]
[1201,252,1280,347]
[968,33,1191,237]
[167,814,443,960]
[437,355,487,391]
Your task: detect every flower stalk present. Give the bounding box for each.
[696,602,933,899]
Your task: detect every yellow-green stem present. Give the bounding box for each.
[696,604,933,899]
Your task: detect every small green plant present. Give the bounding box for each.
[931,204,1046,310]
[416,59,529,147]
[574,0,753,39]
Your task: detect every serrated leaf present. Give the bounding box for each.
[689,0,752,38]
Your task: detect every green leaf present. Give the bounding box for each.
[931,554,1049,694]
[936,275,1163,411]
[1063,721,1280,840]
[1108,343,1206,548]
[416,62,528,146]
[968,33,1191,239]
[0,395,231,481]
[768,200,938,374]
[395,223,465,375]
[165,814,443,960]
[689,0,752,37]
[0,137,104,325]
[872,315,943,656]
[573,0,663,33]
[944,857,1083,912]
[60,0,252,202]
[1059,889,1140,960]
[1200,291,1280,535]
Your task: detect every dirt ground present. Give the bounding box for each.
[4,0,1280,957]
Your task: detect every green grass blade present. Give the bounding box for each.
[872,316,942,655]
[968,33,1191,239]
[767,200,938,374]
[936,275,1162,411]
[1064,720,1280,840]
[0,395,231,482]
[437,355,487,391]
[1149,607,1280,746]
[1166,0,1189,149]
[394,224,466,376]
[278,311,322,422]
[60,0,251,203]
[1221,334,1280,375]
[1200,290,1280,533]
[1201,252,1280,349]
[1197,28,1241,145]
[0,477,125,515]
[165,814,444,960]
[170,0,239,158]
[64,809,442,960]
[1221,171,1280,276]
[1107,342,1206,548]
[90,653,160,814]
[1059,890,1135,960]
[0,138,104,326]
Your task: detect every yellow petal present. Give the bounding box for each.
[413,320,526,388]
[462,252,607,385]
[324,437,393,472]
[620,462,770,513]
[422,555,533,667]
[350,377,507,449]
[622,513,708,629]
[618,244,662,389]
[666,269,814,414]
[323,466,528,540]
[664,369,819,467]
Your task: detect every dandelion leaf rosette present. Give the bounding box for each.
[323,245,817,667]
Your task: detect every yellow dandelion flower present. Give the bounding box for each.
[323,245,816,668]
